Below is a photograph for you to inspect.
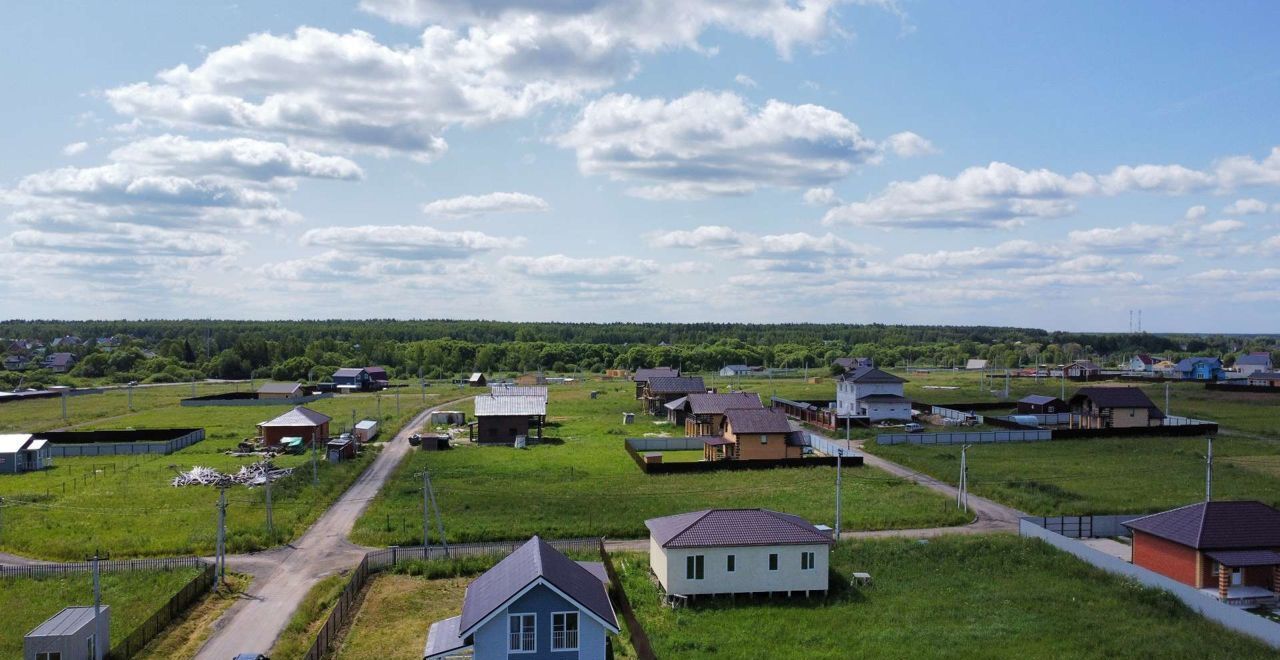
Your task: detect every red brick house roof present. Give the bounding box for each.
[1123,500,1280,549]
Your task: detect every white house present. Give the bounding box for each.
[644,509,834,598]
[1236,352,1274,376]
[965,359,988,370]
[1129,354,1155,372]
[834,366,911,421]
[718,364,756,377]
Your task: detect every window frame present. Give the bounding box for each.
[551,611,580,652]
[801,551,815,571]
[768,553,779,571]
[686,554,705,580]
[726,554,736,572]
[508,612,537,654]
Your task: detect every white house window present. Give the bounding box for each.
[760,434,768,444]
[801,551,815,570]
[726,554,736,572]
[768,553,779,570]
[552,611,580,651]
[37,654,63,660]
[508,613,536,653]
[686,554,705,580]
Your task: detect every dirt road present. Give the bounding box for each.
[194,397,467,660]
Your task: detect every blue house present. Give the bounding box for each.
[424,537,619,660]
[1175,357,1224,381]
[332,367,373,391]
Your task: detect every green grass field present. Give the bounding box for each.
[618,535,1278,659]
[0,386,455,559]
[0,567,202,659]
[0,381,247,434]
[350,382,969,546]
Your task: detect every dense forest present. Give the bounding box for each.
[1,319,1275,387]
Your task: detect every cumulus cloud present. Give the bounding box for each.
[1223,198,1272,215]
[803,187,840,206]
[62,141,89,156]
[499,254,660,283]
[892,240,1060,271]
[648,225,871,263]
[1139,254,1182,268]
[734,73,758,88]
[1185,204,1208,221]
[301,224,522,259]
[823,146,1280,229]
[108,134,363,181]
[420,191,549,218]
[1067,224,1175,253]
[1200,219,1246,234]
[885,131,936,157]
[558,91,881,199]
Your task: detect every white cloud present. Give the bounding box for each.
[1139,253,1183,268]
[62,142,89,156]
[823,146,1280,229]
[1264,235,1280,253]
[108,134,363,181]
[1067,224,1174,253]
[558,91,880,199]
[885,131,936,157]
[1223,198,1271,215]
[1200,219,1246,234]
[892,240,1060,271]
[301,224,522,259]
[734,73,758,88]
[648,225,871,262]
[499,254,659,283]
[803,187,840,206]
[1184,204,1208,221]
[420,191,550,218]
[648,225,742,249]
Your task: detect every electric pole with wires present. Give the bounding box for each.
[1205,436,1214,502]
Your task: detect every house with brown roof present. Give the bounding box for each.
[645,509,834,599]
[679,391,762,436]
[633,367,679,399]
[707,408,802,461]
[1123,501,1280,606]
[1068,386,1165,429]
[43,352,76,373]
[257,406,331,448]
[1064,360,1102,379]
[641,376,705,414]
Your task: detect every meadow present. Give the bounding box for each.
[350,381,969,547]
[0,566,202,658]
[0,383,456,559]
[618,535,1279,659]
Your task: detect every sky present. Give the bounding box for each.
[1,0,1278,333]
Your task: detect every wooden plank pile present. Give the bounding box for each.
[171,460,295,487]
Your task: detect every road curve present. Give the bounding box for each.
[194,396,469,660]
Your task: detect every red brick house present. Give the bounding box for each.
[1123,501,1280,606]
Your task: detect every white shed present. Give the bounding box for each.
[644,509,834,598]
[24,605,110,660]
[353,419,379,442]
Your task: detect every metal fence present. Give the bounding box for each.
[624,436,708,452]
[877,429,1051,445]
[1164,415,1217,427]
[802,433,857,458]
[1021,514,1140,539]
[46,429,205,457]
[931,405,986,423]
[1,555,208,579]
[107,562,216,659]
[1020,518,1280,649]
[303,556,370,660]
[369,537,605,570]
[181,393,332,407]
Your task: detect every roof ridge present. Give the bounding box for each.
[665,509,714,546]
[761,509,822,536]
[1195,502,1209,547]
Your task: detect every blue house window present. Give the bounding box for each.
[552,611,580,651]
[509,613,536,653]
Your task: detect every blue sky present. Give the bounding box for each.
[2,0,1278,332]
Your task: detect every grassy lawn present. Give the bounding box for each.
[134,573,251,660]
[333,573,469,660]
[0,389,454,560]
[872,435,1280,515]
[0,381,247,433]
[618,535,1278,659]
[0,567,202,659]
[271,572,350,660]
[350,382,969,546]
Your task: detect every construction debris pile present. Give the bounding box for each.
[171,460,294,488]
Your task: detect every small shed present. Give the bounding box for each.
[417,433,451,451]
[0,434,51,474]
[468,372,487,387]
[326,438,356,463]
[353,419,379,442]
[257,382,304,399]
[1017,395,1067,414]
[24,605,110,660]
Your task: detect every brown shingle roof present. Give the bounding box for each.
[259,405,331,427]
[1123,501,1280,549]
[686,391,762,415]
[725,407,792,434]
[634,367,679,382]
[1069,386,1165,419]
[646,509,833,548]
[647,376,705,394]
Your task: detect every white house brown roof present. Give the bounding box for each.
[646,509,834,548]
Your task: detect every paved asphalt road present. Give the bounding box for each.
[194,397,467,660]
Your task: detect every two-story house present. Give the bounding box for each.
[423,536,619,660]
[834,366,910,422]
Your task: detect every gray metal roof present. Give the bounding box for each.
[646,509,834,548]
[1019,394,1064,405]
[474,394,546,417]
[838,366,906,384]
[27,606,104,637]
[457,536,617,636]
[724,407,792,434]
[257,382,302,395]
[1123,501,1280,549]
[634,367,679,382]
[259,405,332,427]
[663,396,688,410]
[354,420,377,430]
[0,433,34,453]
[1237,353,1272,366]
[332,367,366,378]
[423,615,468,659]
[687,392,762,415]
[646,376,705,394]
[857,394,910,403]
[491,385,548,398]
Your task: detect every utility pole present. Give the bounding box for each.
[377,394,382,419]
[1205,436,1214,502]
[90,553,104,660]
[216,485,227,586]
[1165,382,1171,417]
[1060,368,1066,400]
[834,448,843,542]
[420,378,426,403]
[958,445,972,512]
[61,391,68,420]
[127,383,134,411]
[422,470,431,547]
[419,469,449,556]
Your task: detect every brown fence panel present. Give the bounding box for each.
[302,556,370,660]
[106,562,215,659]
[598,539,657,660]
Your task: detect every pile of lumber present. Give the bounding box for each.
[171,460,295,487]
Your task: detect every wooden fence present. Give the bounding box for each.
[597,538,657,660]
[302,555,371,660]
[106,561,215,659]
[1,555,208,579]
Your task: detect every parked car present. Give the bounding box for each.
[233,654,269,660]
[904,423,925,433]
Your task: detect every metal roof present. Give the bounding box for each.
[259,406,332,427]
[1205,549,1280,567]
[1069,387,1165,418]
[1019,395,1064,405]
[724,407,793,434]
[634,367,679,382]
[838,366,907,384]
[491,385,548,398]
[1123,501,1280,549]
[0,433,34,453]
[646,509,834,549]
[257,382,302,395]
[468,372,485,382]
[354,420,377,430]
[1250,371,1280,380]
[687,392,762,415]
[423,615,468,659]
[27,606,104,637]
[457,536,618,636]
[857,394,910,403]
[663,396,688,410]
[474,394,546,417]
[646,376,705,394]
[1175,356,1222,371]
[332,367,366,378]
[1237,353,1272,366]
